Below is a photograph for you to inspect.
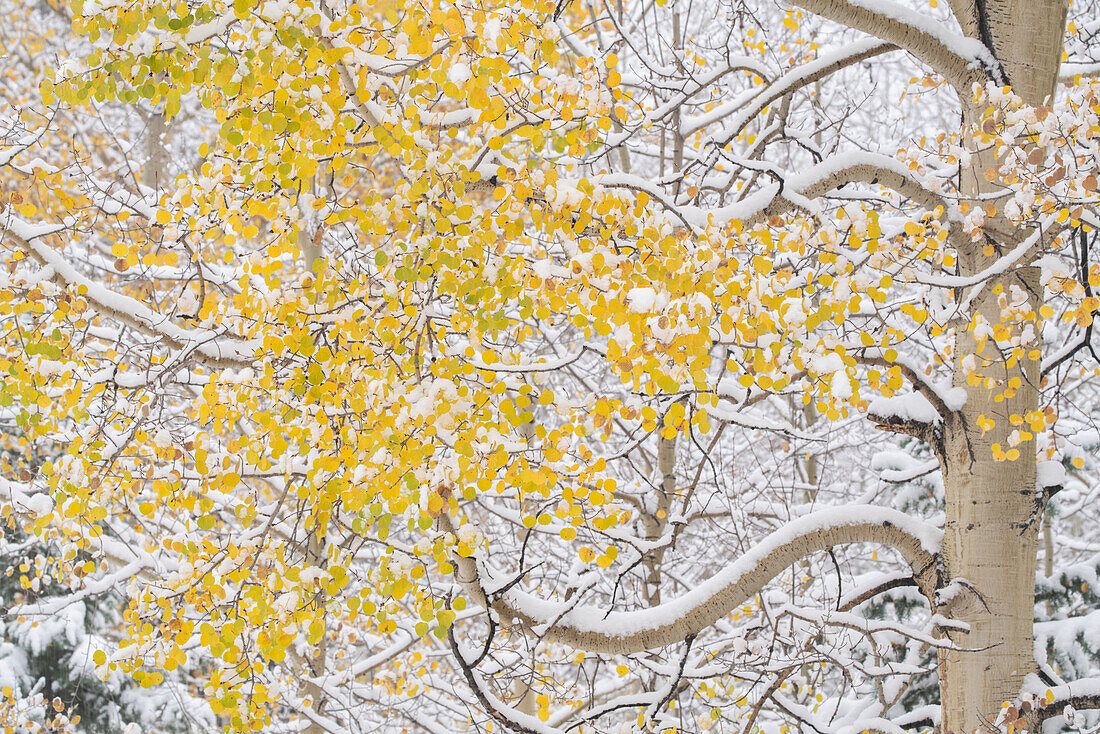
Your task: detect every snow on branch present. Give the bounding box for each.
[448,627,568,734]
[836,571,919,610]
[703,403,817,440]
[1033,680,1100,729]
[867,393,945,440]
[915,217,1052,291]
[1000,677,1100,733]
[600,151,953,231]
[683,39,895,139]
[856,350,965,426]
[791,0,1001,90]
[628,55,773,134]
[3,217,257,370]
[790,152,954,214]
[464,347,593,373]
[445,507,940,655]
[1060,62,1100,82]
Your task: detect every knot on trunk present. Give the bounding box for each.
[933,577,989,622]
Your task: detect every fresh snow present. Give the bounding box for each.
[868,393,942,424]
[497,506,941,638]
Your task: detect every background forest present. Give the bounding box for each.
[2,0,1100,733]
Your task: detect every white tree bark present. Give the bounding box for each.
[790,0,997,89]
[141,108,169,192]
[933,3,1067,731]
[937,270,1043,733]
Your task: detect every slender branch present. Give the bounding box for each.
[600,150,958,232]
[447,626,564,734]
[739,154,965,246]
[683,39,896,139]
[855,352,955,418]
[838,574,918,611]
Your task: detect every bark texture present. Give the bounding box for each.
[641,432,677,606]
[142,109,169,192]
[935,2,1067,730]
[300,531,328,734]
[978,0,1067,104]
[938,270,1043,733]
[790,0,991,90]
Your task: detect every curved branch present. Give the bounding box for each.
[837,572,919,611]
[448,626,565,734]
[643,56,773,128]
[794,157,951,216]
[600,150,956,232]
[790,0,1001,91]
[739,152,962,236]
[445,506,940,655]
[855,349,961,418]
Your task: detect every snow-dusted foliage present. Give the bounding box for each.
[1,0,1100,733]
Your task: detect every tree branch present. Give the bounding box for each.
[1060,62,1100,82]
[444,506,940,655]
[683,39,896,140]
[599,150,958,233]
[3,218,256,369]
[790,0,1002,91]
[447,626,565,734]
[739,152,965,248]
[1009,680,1100,732]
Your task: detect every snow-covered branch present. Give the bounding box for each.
[791,0,1000,91]
[445,506,940,655]
[3,217,257,369]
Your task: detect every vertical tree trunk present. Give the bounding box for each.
[939,270,1042,733]
[300,531,328,734]
[299,209,328,733]
[641,432,676,606]
[938,4,1066,730]
[141,108,169,192]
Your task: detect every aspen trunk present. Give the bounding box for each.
[142,108,169,192]
[642,432,676,606]
[301,531,328,734]
[937,4,1066,730]
[938,270,1041,733]
[299,221,328,733]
